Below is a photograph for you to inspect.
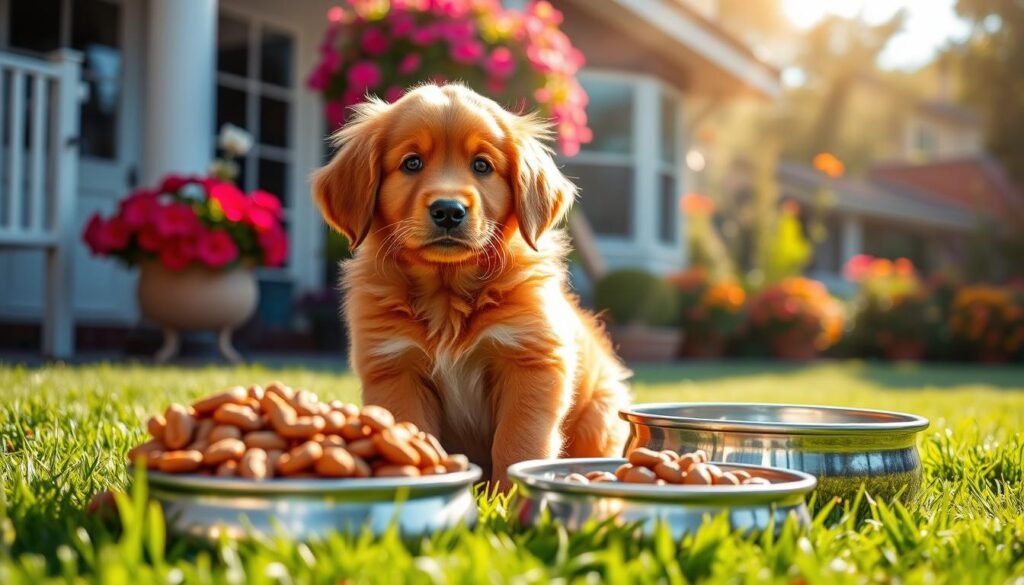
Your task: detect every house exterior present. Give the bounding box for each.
[0,0,777,355]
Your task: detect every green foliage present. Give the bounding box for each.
[955,0,1024,186]
[760,206,812,285]
[3,362,1024,582]
[594,269,681,327]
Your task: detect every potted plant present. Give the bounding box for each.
[82,125,288,363]
[743,277,844,360]
[668,268,746,359]
[844,255,941,361]
[948,284,1024,363]
[307,0,591,155]
[594,269,681,362]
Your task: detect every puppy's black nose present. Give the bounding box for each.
[429,199,467,229]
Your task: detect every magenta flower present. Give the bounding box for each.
[160,237,195,271]
[326,101,347,127]
[196,229,240,268]
[209,182,248,222]
[347,61,382,90]
[410,25,438,46]
[361,27,390,56]
[385,85,405,103]
[450,40,483,64]
[398,53,421,74]
[484,47,516,78]
[155,203,200,238]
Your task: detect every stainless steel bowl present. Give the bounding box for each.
[508,458,816,538]
[142,465,482,541]
[620,403,930,504]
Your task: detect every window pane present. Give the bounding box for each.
[72,0,121,55]
[79,77,119,158]
[73,0,122,159]
[260,27,294,87]
[658,173,677,244]
[259,96,289,147]
[216,85,248,132]
[567,163,634,237]
[660,93,678,165]
[217,14,249,77]
[9,0,62,53]
[257,158,288,206]
[580,78,633,155]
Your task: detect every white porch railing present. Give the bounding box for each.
[0,50,82,358]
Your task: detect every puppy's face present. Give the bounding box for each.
[313,84,575,265]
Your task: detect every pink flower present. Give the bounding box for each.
[160,238,195,271]
[844,254,875,282]
[327,6,345,22]
[361,28,390,56]
[410,25,438,46]
[440,19,475,42]
[347,61,382,91]
[82,214,106,254]
[259,227,289,267]
[398,54,421,75]
[384,85,405,103]
[159,174,200,194]
[389,13,416,37]
[155,203,199,238]
[247,206,279,233]
[340,89,365,108]
[196,229,239,268]
[209,182,249,222]
[250,190,282,215]
[119,191,159,229]
[137,226,164,252]
[450,40,484,64]
[484,47,516,78]
[326,101,347,128]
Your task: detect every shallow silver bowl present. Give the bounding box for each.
[508,458,816,538]
[620,403,930,505]
[141,465,482,541]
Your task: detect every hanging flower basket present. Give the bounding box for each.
[307,0,591,156]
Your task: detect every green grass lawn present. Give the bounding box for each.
[2,361,1024,583]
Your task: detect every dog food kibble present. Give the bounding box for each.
[127,382,472,481]
[559,448,776,487]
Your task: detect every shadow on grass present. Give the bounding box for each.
[629,359,1024,391]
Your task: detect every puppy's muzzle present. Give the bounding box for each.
[429,199,467,230]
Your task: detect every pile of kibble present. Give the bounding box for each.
[562,448,772,486]
[127,382,469,480]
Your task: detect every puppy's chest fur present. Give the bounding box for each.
[381,285,530,448]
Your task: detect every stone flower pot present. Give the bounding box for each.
[610,323,682,363]
[137,261,258,363]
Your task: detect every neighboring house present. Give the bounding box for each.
[763,85,1022,292]
[0,0,777,355]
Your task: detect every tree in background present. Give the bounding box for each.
[955,0,1024,187]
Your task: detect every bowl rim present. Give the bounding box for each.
[508,457,817,503]
[136,464,483,496]
[618,402,930,434]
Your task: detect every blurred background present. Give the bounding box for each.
[0,0,1020,363]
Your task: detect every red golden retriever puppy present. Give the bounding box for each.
[312,84,631,485]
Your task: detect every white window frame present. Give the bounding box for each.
[215,6,301,283]
[568,69,685,270]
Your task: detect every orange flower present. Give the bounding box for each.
[680,192,715,215]
[894,258,915,277]
[812,152,845,179]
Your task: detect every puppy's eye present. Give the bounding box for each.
[472,157,493,175]
[402,155,424,173]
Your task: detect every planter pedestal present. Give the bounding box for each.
[610,324,682,363]
[137,262,258,363]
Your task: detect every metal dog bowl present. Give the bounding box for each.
[141,465,482,541]
[508,458,816,538]
[620,403,930,504]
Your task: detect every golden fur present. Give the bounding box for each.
[312,84,631,485]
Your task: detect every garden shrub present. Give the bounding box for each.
[594,269,680,327]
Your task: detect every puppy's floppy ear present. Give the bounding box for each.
[311,98,389,250]
[509,114,577,250]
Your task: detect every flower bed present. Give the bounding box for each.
[307,0,590,155]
